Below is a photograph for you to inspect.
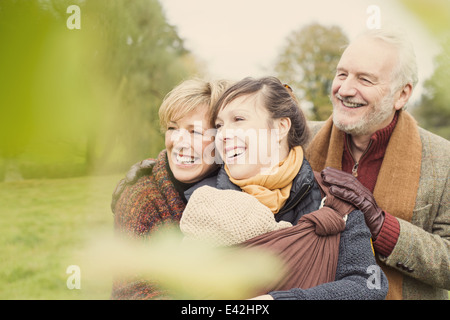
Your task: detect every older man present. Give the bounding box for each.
[306,28,449,299]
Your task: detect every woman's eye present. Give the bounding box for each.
[234,116,244,122]
[167,126,176,131]
[215,123,223,129]
[192,130,203,136]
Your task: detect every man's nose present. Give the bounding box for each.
[338,77,358,97]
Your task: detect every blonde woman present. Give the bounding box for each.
[111,78,230,299]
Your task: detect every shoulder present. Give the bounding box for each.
[112,151,171,214]
[417,127,450,180]
[184,175,218,202]
[279,158,321,223]
[418,127,450,157]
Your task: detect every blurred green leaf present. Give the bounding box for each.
[84,227,286,300]
[0,0,203,180]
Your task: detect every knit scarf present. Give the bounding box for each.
[305,110,422,300]
[225,146,304,214]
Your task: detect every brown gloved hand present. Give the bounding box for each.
[111,159,156,213]
[320,167,385,240]
[313,171,357,217]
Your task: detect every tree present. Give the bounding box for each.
[274,23,348,121]
[0,0,201,180]
[396,0,450,140]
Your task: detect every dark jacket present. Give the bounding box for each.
[186,158,389,300]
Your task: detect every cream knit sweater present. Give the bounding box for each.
[180,186,292,247]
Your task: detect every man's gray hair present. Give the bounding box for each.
[354,27,419,93]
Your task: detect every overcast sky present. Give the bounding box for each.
[160,0,440,103]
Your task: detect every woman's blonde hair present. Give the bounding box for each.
[159,78,231,132]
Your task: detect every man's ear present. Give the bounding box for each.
[394,83,413,110]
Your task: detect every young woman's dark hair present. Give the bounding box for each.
[211,76,310,149]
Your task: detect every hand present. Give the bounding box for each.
[320,167,385,239]
[313,171,356,217]
[111,159,156,212]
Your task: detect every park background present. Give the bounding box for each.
[0,0,448,299]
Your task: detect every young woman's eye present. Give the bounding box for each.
[167,126,176,131]
[192,130,203,136]
[234,116,244,122]
[215,123,223,129]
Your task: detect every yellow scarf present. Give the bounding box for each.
[225,146,304,214]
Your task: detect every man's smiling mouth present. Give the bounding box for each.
[336,94,367,109]
[342,101,365,108]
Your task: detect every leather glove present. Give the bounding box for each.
[320,167,385,240]
[313,171,357,217]
[111,159,156,212]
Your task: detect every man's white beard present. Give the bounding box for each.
[332,90,396,136]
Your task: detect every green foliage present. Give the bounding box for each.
[0,0,201,180]
[413,39,450,140]
[397,0,450,37]
[274,23,348,121]
[397,0,450,140]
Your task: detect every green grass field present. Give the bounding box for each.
[0,174,123,299]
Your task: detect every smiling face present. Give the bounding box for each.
[331,36,407,136]
[165,105,217,184]
[214,94,288,180]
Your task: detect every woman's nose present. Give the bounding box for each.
[172,129,192,148]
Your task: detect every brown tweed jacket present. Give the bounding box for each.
[305,111,449,300]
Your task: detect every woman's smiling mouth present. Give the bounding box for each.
[175,153,199,165]
[224,146,246,162]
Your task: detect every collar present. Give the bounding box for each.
[344,111,399,159]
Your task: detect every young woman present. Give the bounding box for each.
[180,77,388,300]
[111,78,231,299]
